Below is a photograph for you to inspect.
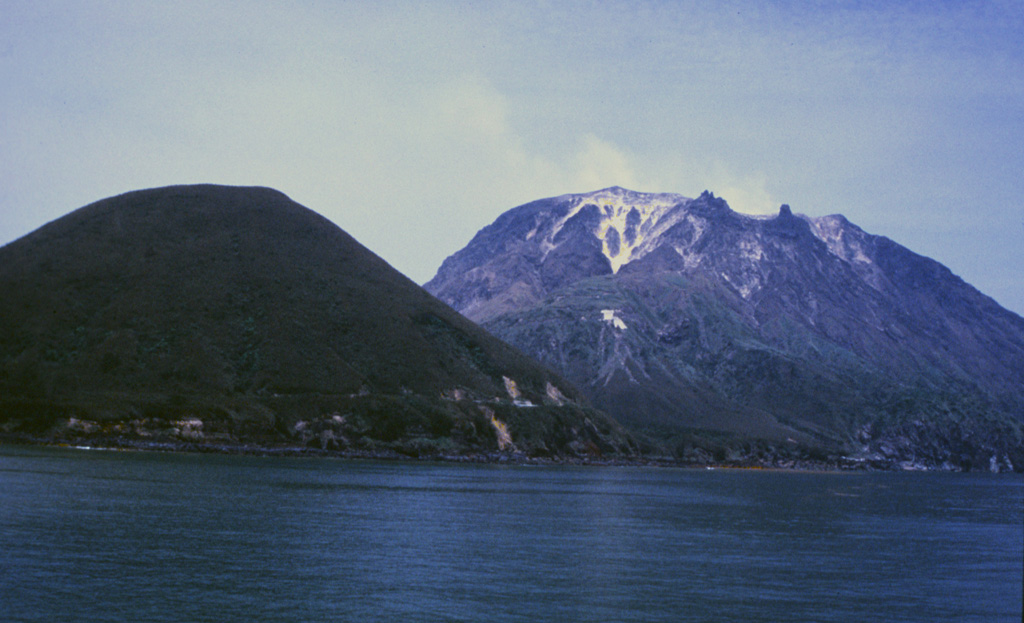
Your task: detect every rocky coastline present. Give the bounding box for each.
[2,431,1014,473]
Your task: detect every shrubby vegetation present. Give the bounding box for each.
[0,185,634,459]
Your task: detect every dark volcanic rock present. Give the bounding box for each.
[426,187,1024,471]
[0,185,636,458]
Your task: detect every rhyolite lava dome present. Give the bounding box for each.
[427,187,1024,471]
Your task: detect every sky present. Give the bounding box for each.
[2,1,1022,315]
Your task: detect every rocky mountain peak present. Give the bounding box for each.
[427,187,1024,470]
[554,187,688,273]
[425,187,696,321]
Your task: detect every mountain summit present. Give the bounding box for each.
[0,185,633,458]
[428,187,691,322]
[427,188,1024,470]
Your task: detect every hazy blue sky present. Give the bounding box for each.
[2,1,1022,314]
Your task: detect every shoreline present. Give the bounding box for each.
[1,433,1004,474]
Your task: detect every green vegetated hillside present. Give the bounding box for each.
[0,185,635,458]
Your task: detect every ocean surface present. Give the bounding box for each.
[0,445,1020,623]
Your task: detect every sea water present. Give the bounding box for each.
[0,445,1020,622]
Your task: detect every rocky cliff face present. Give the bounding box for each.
[427,187,1024,470]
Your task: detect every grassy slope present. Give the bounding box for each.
[0,185,634,457]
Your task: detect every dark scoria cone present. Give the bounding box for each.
[0,185,636,459]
